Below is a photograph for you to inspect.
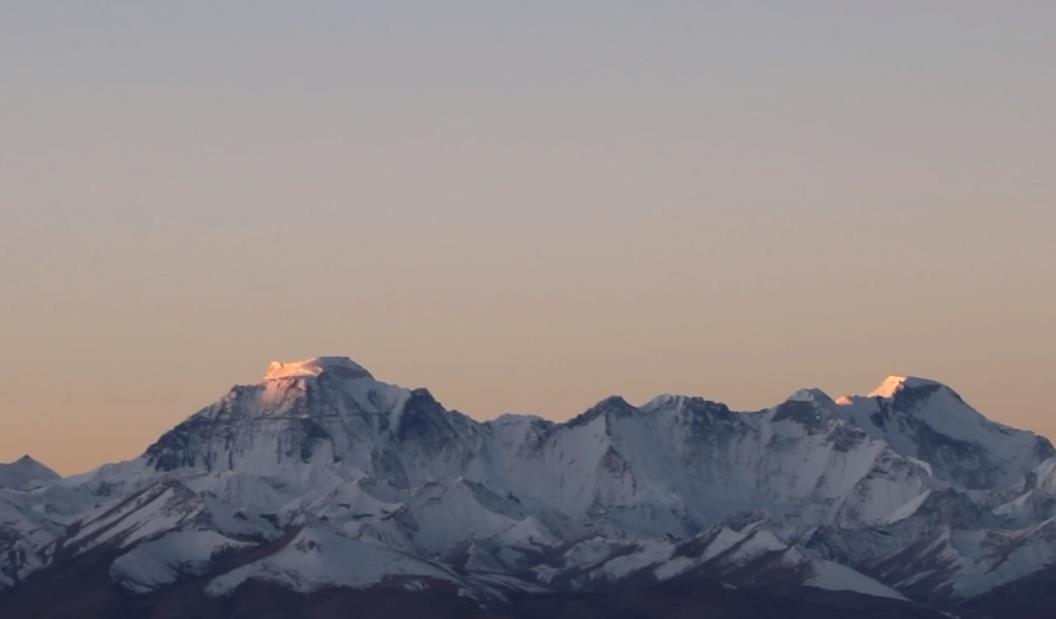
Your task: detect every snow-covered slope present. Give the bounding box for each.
[0,457,63,588]
[2,357,1055,614]
[203,525,477,598]
[533,521,906,601]
[0,492,61,589]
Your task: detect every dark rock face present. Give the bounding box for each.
[566,396,639,429]
[146,414,217,471]
[772,400,829,431]
[907,420,997,490]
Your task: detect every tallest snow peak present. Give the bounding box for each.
[868,375,941,399]
[263,356,373,381]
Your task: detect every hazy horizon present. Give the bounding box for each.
[5,357,1050,476]
[3,2,1055,475]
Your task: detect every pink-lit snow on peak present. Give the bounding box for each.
[263,356,372,381]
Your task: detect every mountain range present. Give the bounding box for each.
[3,356,1056,618]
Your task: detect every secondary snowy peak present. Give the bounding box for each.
[867,375,941,399]
[835,375,1054,490]
[787,387,835,404]
[0,455,60,490]
[262,356,372,381]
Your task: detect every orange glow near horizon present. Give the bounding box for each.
[2,3,1055,475]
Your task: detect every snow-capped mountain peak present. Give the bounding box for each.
[786,387,836,406]
[867,375,941,399]
[835,375,1054,490]
[0,455,60,490]
[262,356,373,381]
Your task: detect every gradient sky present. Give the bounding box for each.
[2,2,1054,475]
